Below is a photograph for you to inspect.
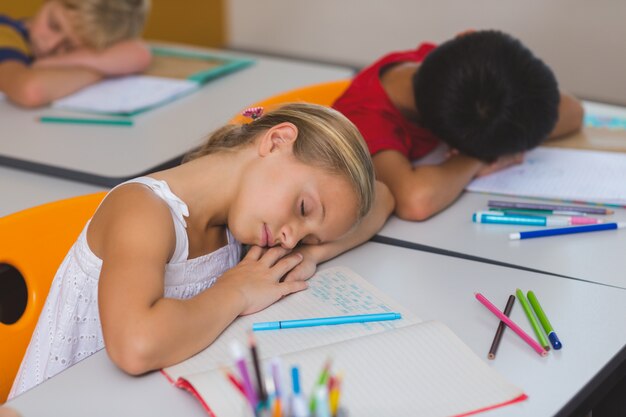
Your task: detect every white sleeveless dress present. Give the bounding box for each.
[9,177,242,398]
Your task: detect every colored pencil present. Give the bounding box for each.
[248,332,267,407]
[488,200,614,215]
[475,292,548,357]
[488,295,516,360]
[491,208,591,217]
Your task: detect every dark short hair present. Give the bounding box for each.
[413,30,560,162]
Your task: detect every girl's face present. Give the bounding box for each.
[228,128,360,249]
[28,1,83,58]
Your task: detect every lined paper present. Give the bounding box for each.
[184,321,524,417]
[467,147,626,204]
[164,267,421,381]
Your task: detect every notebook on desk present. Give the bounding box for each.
[467,147,626,205]
[162,267,526,417]
[50,46,254,116]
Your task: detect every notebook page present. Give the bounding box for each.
[164,266,421,381]
[51,75,198,115]
[185,321,524,417]
[466,147,626,204]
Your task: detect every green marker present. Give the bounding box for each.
[516,289,550,351]
[527,291,562,350]
[40,116,133,126]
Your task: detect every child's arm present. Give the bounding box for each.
[0,60,102,107]
[93,186,307,375]
[33,39,152,76]
[373,150,522,221]
[547,92,584,139]
[283,181,395,281]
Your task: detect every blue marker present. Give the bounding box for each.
[509,222,626,240]
[290,366,308,417]
[252,312,402,331]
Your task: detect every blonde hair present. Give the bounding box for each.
[186,103,375,219]
[57,0,150,49]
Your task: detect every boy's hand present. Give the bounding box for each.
[475,152,525,177]
[33,48,100,71]
[215,245,308,316]
[32,39,151,76]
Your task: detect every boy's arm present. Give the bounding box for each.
[375,150,525,221]
[547,92,584,139]
[374,150,485,221]
[284,181,395,281]
[33,39,152,76]
[0,60,102,107]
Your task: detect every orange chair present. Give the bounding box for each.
[230,79,351,124]
[0,192,106,403]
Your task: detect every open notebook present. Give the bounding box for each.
[467,147,626,205]
[50,46,253,116]
[162,267,525,417]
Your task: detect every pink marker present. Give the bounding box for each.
[475,293,548,357]
[569,216,603,225]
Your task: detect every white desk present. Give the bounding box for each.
[0,166,105,218]
[376,192,626,289]
[0,46,354,186]
[7,242,626,416]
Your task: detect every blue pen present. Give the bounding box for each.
[509,222,626,240]
[252,312,402,331]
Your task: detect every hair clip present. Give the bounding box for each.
[242,106,264,120]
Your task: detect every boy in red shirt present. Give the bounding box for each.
[333,30,583,220]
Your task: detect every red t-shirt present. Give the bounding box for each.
[333,43,440,160]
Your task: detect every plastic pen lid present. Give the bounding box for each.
[252,321,281,331]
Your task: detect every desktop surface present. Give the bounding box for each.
[0,45,354,186]
[7,242,626,417]
[377,191,626,289]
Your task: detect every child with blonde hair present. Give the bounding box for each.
[0,0,151,107]
[9,103,394,397]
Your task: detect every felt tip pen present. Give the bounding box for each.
[252,312,402,331]
[473,211,601,226]
[229,340,258,408]
[516,289,550,351]
[509,222,626,240]
[527,291,562,350]
[39,116,133,126]
[290,366,308,417]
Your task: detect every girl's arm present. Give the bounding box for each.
[93,186,306,375]
[33,39,152,76]
[283,180,395,282]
